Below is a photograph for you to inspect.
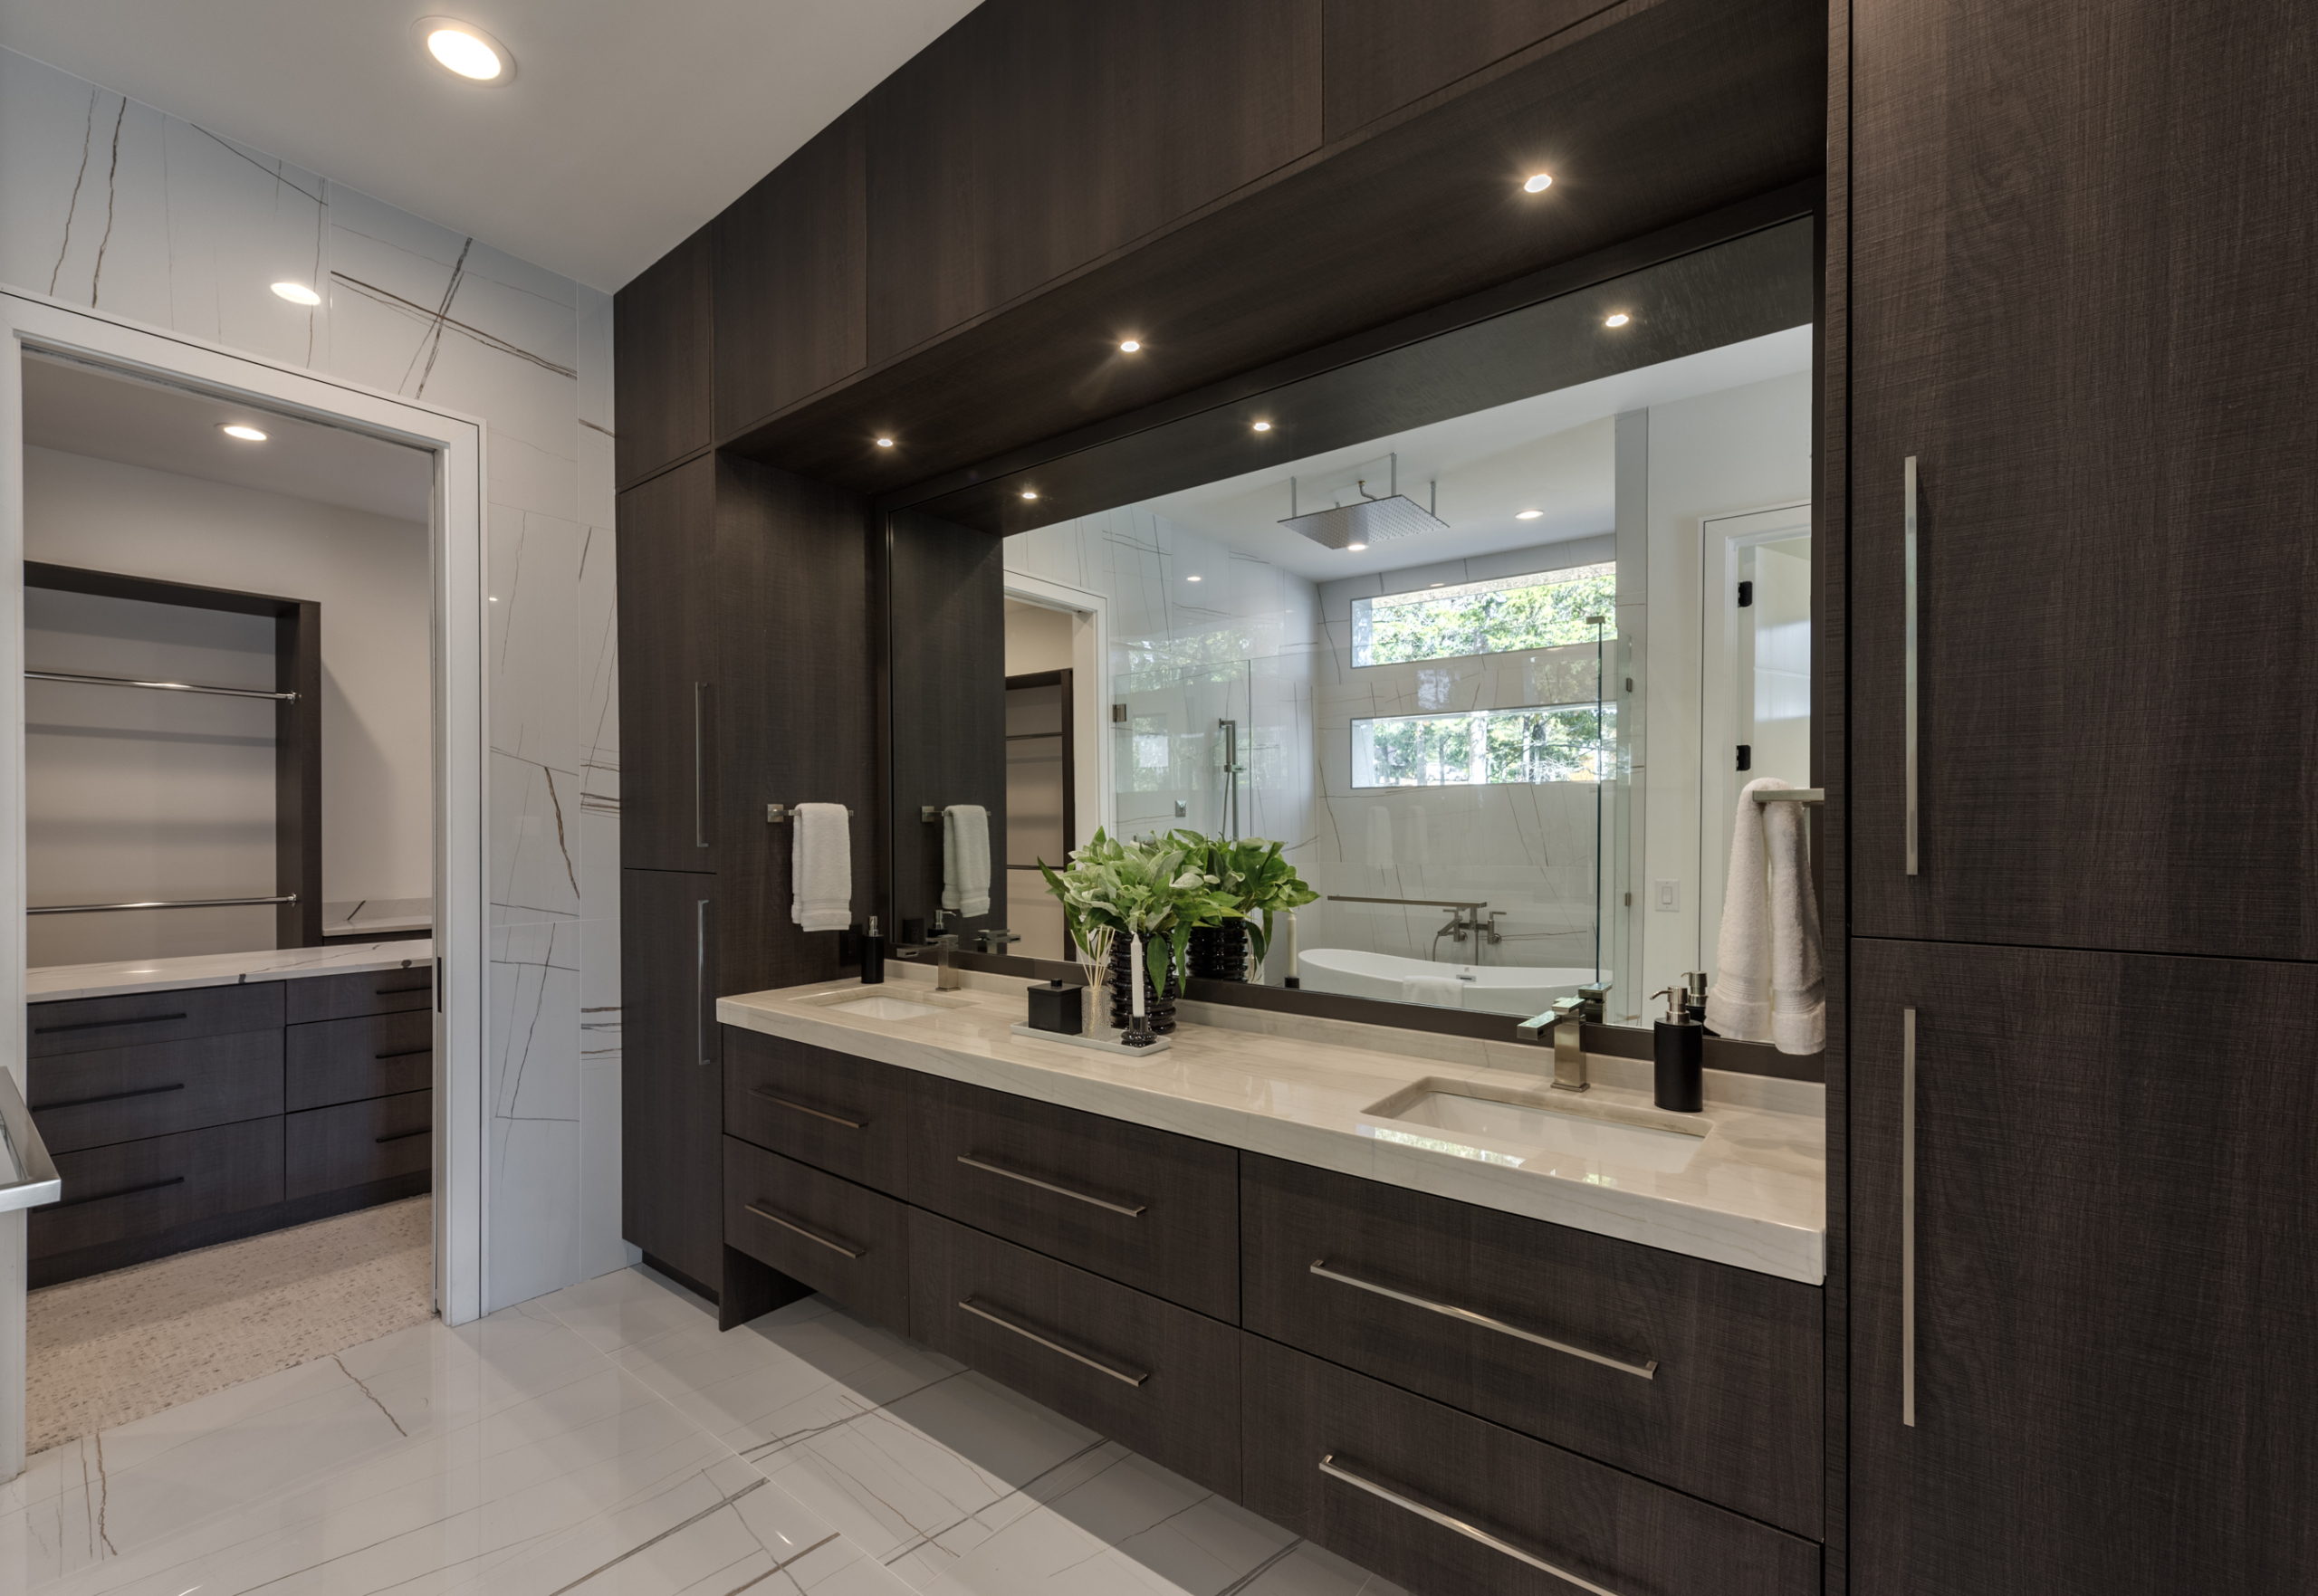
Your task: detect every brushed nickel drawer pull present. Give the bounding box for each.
[957,1296,1148,1386]
[375,1127,430,1144]
[955,1154,1145,1217]
[1310,1260,1656,1380]
[1318,1454,1624,1596]
[60,1174,185,1208]
[744,1201,863,1259]
[34,1011,188,1035]
[38,1081,186,1112]
[749,1087,866,1130]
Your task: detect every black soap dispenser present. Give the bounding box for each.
[860,916,886,985]
[1651,980,1704,1113]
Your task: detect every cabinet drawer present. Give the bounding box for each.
[283,966,435,1026]
[31,1117,284,1259]
[724,1136,908,1331]
[29,1030,283,1153]
[287,1010,433,1110]
[907,1075,1238,1321]
[724,1027,911,1192]
[909,1209,1240,1499]
[29,983,283,1057]
[1241,1154,1822,1537]
[285,1090,432,1199]
[1244,1336,1819,1596]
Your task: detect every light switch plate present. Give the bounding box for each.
[1654,879,1681,912]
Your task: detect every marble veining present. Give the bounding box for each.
[721,967,1825,1284]
[26,939,435,1003]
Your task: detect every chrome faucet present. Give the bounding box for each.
[1518,982,1609,1093]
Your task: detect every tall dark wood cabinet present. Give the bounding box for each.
[1848,941,2318,1592]
[618,866,723,1293]
[1845,0,2318,1590]
[617,457,721,874]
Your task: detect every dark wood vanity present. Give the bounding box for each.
[25,965,434,1285]
[714,1025,1824,1595]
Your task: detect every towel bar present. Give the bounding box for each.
[765,804,853,823]
[1752,788,1825,804]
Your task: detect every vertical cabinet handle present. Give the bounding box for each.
[690,681,709,852]
[1902,1005,1917,1427]
[696,898,711,1068]
[1903,456,1920,875]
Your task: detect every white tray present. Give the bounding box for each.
[1008,1022,1173,1056]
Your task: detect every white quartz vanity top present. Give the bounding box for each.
[28,939,435,1003]
[718,966,1826,1285]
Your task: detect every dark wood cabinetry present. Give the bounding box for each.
[1848,939,2318,1593]
[613,225,714,490]
[1244,1335,1821,1596]
[620,867,723,1295]
[723,1029,911,1192]
[617,457,722,874]
[1847,0,2318,961]
[1318,0,1612,139]
[725,1136,909,1331]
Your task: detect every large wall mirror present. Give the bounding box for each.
[885,211,1816,1037]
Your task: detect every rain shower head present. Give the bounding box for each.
[1279,454,1446,550]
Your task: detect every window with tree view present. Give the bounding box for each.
[1353,702,1612,788]
[1352,562,1616,667]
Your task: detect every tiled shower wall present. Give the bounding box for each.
[0,46,627,1309]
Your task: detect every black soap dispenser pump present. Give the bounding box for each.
[1651,980,1704,1113]
[860,916,886,985]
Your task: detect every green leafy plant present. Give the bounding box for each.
[1036,829,1242,991]
[1167,833,1318,966]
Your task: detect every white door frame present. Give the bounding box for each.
[1002,569,1113,846]
[0,286,490,1473]
[1695,501,1812,979]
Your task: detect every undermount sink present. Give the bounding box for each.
[1360,1077,1710,1174]
[814,994,951,1021]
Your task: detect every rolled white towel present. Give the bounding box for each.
[942,804,991,919]
[1400,974,1464,1008]
[790,804,852,932]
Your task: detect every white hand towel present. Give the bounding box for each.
[790,804,852,932]
[942,804,991,919]
[1706,778,1826,1054]
[1400,974,1464,1008]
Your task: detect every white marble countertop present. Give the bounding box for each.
[718,964,1826,1285]
[28,939,435,1003]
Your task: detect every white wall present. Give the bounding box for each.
[1002,598,1074,675]
[0,47,626,1307]
[24,446,430,961]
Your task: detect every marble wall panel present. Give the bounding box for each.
[0,47,622,1312]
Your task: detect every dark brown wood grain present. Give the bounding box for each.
[29,982,283,1056]
[1849,940,2318,1594]
[724,1136,909,1332]
[621,867,726,1291]
[614,224,714,490]
[284,1089,431,1199]
[29,1029,283,1154]
[714,109,869,435]
[723,1027,913,1192]
[1243,1333,1821,1596]
[905,1075,1239,1322]
[862,0,1323,367]
[281,966,432,1025]
[1241,1153,1823,1537]
[887,511,1005,940]
[285,1009,433,1111]
[1846,0,2318,960]
[617,457,722,874]
[32,1116,283,1262]
[1319,0,1617,139]
[276,597,324,947]
[909,1208,1241,1499]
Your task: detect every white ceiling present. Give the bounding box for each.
[24,353,436,521]
[0,1,980,291]
[1137,326,1815,582]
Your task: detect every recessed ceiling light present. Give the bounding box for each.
[1118,339,1142,353]
[875,436,895,448]
[271,282,321,306]
[1604,312,1631,328]
[1251,420,1272,433]
[1516,510,1544,521]
[1346,541,1367,552]
[1020,490,1039,502]
[219,424,268,442]
[1186,575,1202,582]
[1524,173,1554,193]
[418,17,512,82]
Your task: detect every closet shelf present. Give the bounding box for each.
[26,669,296,702]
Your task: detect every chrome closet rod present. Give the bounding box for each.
[28,894,298,915]
[26,669,295,702]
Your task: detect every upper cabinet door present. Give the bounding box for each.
[613,226,714,490]
[1848,0,2318,959]
[617,456,721,873]
[1849,937,2318,1594]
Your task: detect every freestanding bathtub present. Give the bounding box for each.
[1294,948,1600,1018]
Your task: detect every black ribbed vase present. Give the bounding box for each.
[1185,922,1250,982]
[1105,933,1178,1034]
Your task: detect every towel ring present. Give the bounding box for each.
[766,804,854,823]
